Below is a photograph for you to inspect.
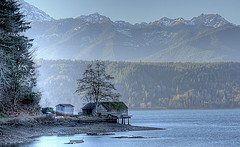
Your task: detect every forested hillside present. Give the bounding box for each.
[37,60,240,111]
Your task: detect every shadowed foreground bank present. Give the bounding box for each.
[0,115,164,144]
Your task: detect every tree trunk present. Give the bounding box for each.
[96,100,98,115]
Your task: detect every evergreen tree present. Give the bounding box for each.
[76,61,120,113]
[0,30,10,97]
[0,0,40,114]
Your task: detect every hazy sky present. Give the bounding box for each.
[24,0,239,25]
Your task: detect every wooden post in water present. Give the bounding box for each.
[124,118,125,124]
[122,118,123,124]
[128,118,129,125]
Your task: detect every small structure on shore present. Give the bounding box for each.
[42,107,55,114]
[56,104,74,116]
[82,103,96,115]
[82,102,128,116]
[82,102,131,124]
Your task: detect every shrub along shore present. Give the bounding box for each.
[0,115,164,144]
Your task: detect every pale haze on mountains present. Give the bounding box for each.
[1,1,240,145]
[18,0,240,111]
[21,0,240,62]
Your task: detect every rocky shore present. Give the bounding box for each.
[0,115,165,145]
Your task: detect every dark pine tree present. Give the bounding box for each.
[0,0,40,115]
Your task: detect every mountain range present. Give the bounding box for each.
[19,0,54,22]
[21,0,240,62]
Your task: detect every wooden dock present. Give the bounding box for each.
[107,114,132,125]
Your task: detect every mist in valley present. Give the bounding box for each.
[19,0,240,112]
[2,0,240,146]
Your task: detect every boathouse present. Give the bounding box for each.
[82,102,131,124]
[56,104,74,116]
[82,102,128,116]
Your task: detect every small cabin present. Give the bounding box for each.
[56,104,74,116]
[82,102,128,116]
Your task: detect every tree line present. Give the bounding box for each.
[37,60,240,110]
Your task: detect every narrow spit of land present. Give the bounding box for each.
[0,115,165,144]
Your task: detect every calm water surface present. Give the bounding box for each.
[20,110,240,147]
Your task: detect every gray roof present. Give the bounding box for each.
[82,103,95,110]
[56,104,74,107]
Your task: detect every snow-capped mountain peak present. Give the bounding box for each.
[152,14,229,28]
[152,17,188,26]
[158,17,172,26]
[171,17,188,25]
[190,14,229,28]
[114,21,133,28]
[19,0,54,22]
[18,0,230,29]
[77,13,111,23]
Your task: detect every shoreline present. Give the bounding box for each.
[0,116,165,145]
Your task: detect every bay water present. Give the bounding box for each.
[20,109,240,147]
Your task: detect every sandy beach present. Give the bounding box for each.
[0,115,164,145]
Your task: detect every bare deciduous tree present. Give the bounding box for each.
[75,61,120,113]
